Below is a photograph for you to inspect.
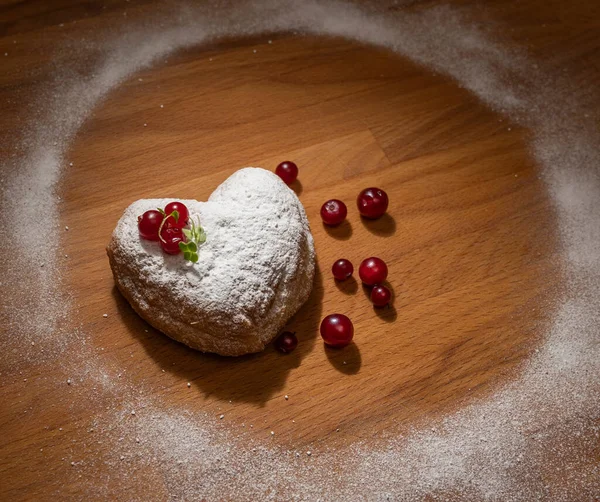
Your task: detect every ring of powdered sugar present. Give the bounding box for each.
[3,1,598,499]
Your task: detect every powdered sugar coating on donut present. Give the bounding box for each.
[107,167,315,356]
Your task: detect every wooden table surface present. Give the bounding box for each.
[1,0,599,500]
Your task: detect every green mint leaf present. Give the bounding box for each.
[157,208,166,216]
[171,210,179,223]
[177,214,206,263]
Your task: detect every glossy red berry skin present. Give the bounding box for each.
[357,187,389,219]
[320,199,347,226]
[320,314,354,347]
[359,257,388,286]
[138,210,164,241]
[164,201,189,227]
[274,332,298,353]
[275,161,299,185]
[332,259,354,281]
[160,226,184,254]
[371,285,392,307]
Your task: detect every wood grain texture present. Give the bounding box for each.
[1,0,599,500]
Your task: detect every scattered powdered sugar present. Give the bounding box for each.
[2,1,599,500]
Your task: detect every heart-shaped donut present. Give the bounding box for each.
[107,167,315,356]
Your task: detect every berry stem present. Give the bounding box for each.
[157,209,179,244]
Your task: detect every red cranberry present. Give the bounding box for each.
[164,201,189,227]
[332,259,354,281]
[359,257,388,285]
[275,161,298,185]
[160,226,184,255]
[371,285,392,307]
[274,332,298,353]
[138,210,164,241]
[320,314,354,347]
[320,199,347,226]
[357,187,388,219]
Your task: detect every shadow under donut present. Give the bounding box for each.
[113,264,324,405]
